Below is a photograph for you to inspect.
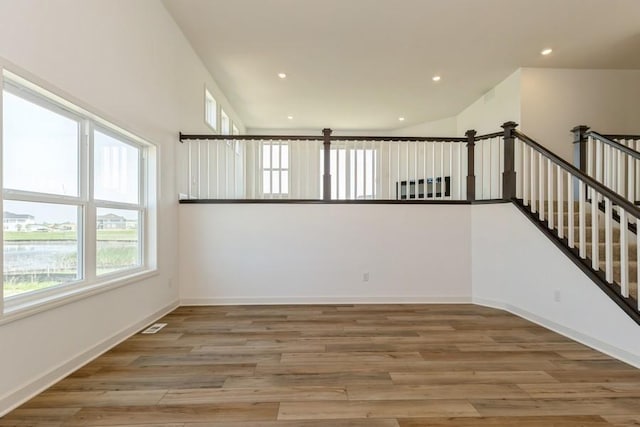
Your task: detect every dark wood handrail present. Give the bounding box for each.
[179,132,468,143]
[474,131,503,141]
[587,131,640,160]
[604,134,640,140]
[514,130,640,217]
[179,132,324,142]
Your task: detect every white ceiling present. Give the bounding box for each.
[163,0,640,131]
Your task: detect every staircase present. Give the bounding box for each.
[512,126,640,323]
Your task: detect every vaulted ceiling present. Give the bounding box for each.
[163,0,640,131]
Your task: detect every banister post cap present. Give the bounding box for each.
[465,129,477,138]
[322,128,333,136]
[571,125,590,134]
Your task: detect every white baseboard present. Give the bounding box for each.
[180,295,472,305]
[0,300,179,417]
[473,297,640,369]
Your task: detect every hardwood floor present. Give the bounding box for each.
[3,304,640,426]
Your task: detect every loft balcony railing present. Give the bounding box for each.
[178,129,505,202]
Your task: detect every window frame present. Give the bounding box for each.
[261,142,289,197]
[220,108,230,135]
[204,88,217,132]
[1,67,157,318]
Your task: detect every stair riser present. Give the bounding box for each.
[563,227,623,243]
[586,244,638,259]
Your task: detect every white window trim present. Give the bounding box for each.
[1,66,157,319]
[204,88,218,132]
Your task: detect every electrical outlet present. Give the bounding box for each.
[554,290,561,303]
[363,272,370,282]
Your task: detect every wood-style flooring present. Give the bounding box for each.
[3,304,640,426]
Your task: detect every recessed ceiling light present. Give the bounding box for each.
[278,72,287,79]
[287,115,293,120]
[432,75,441,82]
[398,117,405,121]
[541,48,553,56]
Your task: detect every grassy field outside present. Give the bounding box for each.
[4,229,139,297]
[4,280,60,297]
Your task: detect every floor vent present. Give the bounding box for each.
[141,323,167,334]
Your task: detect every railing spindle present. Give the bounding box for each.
[591,186,599,269]
[557,164,563,236]
[539,152,545,221]
[605,196,613,283]
[579,181,586,258]
[531,147,537,213]
[567,172,574,247]
[620,210,629,297]
[547,158,553,229]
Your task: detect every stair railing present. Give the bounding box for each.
[573,126,640,204]
[513,124,640,315]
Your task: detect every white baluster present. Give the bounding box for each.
[531,147,537,214]
[591,187,599,269]
[618,150,624,197]
[523,144,529,206]
[547,158,553,229]
[568,172,574,247]
[620,210,629,297]
[587,136,594,178]
[557,165,564,238]
[628,154,635,203]
[579,181,586,258]
[539,152,545,221]
[595,139,603,184]
[605,197,613,283]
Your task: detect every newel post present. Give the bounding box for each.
[571,125,589,173]
[465,129,477,202]
[502,121,518,201]
[322,128,332,201]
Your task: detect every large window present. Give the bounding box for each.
[2,71,153,308]
[262,143,289,196]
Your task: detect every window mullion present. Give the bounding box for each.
[84,121,97,283]
[0,67,5,313]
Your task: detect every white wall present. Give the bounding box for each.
[520,68,640,163]
[0,0,242,415]
[180,202,640,367]
[248,116,457,137]
[179,204,472,304]
[472,203,640,368]
[457,69,522,136]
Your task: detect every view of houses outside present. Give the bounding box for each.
[3,201,139,297]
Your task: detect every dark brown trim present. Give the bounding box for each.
[572,125,589,173]
[465,129,477,202]
[603,134,640,140]
[474,131,503,141]
[179,132,468,143]
[179,132,324,142]
[514,130,640,218]
[511,199,640,326]
[588,131,640,160]
[330,136,467,142]
[322,128,332,201]
[502,122,517,201]
[179,198,509,205]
